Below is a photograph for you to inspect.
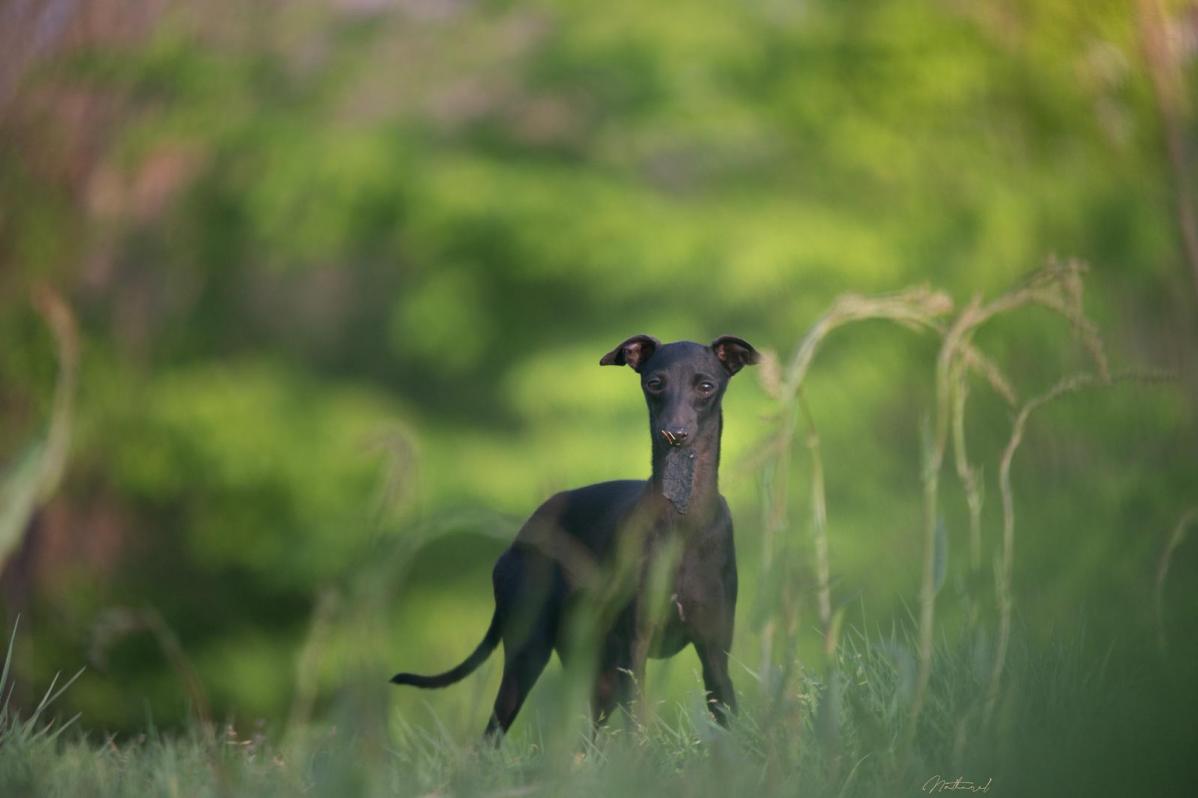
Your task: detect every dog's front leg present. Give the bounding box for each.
[629,530,681,725]
[694,638,736,726]
[629,600,656,725]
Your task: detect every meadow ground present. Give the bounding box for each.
[3,619,1195,798]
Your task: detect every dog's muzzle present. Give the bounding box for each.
[660,428,689,447]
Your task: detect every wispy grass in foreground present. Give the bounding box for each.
[3,619,1195,798]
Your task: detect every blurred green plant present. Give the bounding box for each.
[0,289,77,573]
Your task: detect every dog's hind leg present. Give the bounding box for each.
[483,548,557,740]
[483,622,553,740]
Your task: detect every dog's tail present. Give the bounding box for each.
[390,609,501,689]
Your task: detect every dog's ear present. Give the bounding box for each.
[710,335,760,375]
[600,334,660,373]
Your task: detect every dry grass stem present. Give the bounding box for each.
[950,356,984,579]
[1155,507,1198,655]
[911,261,1111,738]
[756,264,1154,759]
[287,588,342,735]
[758,289,955,683]
[0,287,80,571]
[779,287,954,401]
[797,394,833,648]
[984,370,1172,724]
[89,607,212,726]
[985,372,1101,724]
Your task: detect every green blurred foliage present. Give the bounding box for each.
[0,0,1195,735]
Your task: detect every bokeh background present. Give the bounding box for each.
[1,0,1196,740]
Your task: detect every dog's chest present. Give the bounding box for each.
[646,555,716,656]
[671,544,718,608]
[655,533,722,613]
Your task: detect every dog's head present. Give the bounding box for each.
[600,334,759,448]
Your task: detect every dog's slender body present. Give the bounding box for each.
[391,335,759,738]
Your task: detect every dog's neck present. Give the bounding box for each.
[648,413,722,520]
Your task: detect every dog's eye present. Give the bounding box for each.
[645,378,665,392]
[697,380,716,394]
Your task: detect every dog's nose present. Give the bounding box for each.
[660,428,689,446]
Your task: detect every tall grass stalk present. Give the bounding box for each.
[950,355,989,588]
[1155,507,1198,655]
[988,373,1099,724]
[0,287,78,572]
[985,370,1172,725]
[89,608,211,727]
[756,288,955,682]
[800,399,833,651]
[752,262,1140,760]
[907,260,1110,741]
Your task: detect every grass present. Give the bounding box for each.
[3,617,1196,798]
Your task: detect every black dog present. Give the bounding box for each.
[391,335,759,738]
